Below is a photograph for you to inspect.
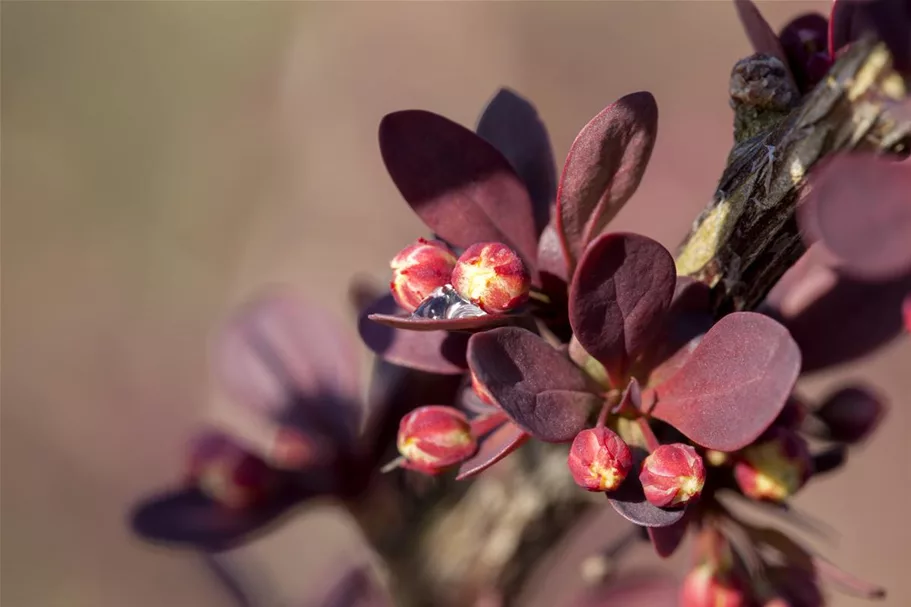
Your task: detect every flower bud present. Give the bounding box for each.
[567,427,633,492]
[734,428,812,502]
[397,406,477,475]
[639,444,706,507]
[186,431,276,509]
[681,564,748,607]
[815,386,886,443]
[451,242,530,313]
[390,238,457,312]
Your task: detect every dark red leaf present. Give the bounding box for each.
[779,13,832,93]
[811,445,848,476]
[607,465,686,528]
[734,0,793,71]
[358,295,468,375]
[379,110,538,271]
[476,88,557,236]
[830,0,911,75]
[648,312,800,451]
[569,232,676,385]
[537,220,570,286]
[647,515,689,558]
[367,311,518,332]
[799,155,911,280]
[555,92,658,268]
[467,327,598,442]
[815,384,887,443]
[456,421,529,480]
[129,487,301,552]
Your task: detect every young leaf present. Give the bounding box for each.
[358,294,468,375]
[648,312,800,451]
[476,88,557,236]
[467,327,598,442]
[569,232,676,385]
[555,92,658,268]
[379,110,538,270]
[456,421,529,480]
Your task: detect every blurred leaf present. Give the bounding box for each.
[815,384,887,443]
[456,421,528,480]
[733,0,793,70]
[647,515,689,558]
[379,110,539,271]
[830,0,911,75]
[358,295,468,374]
[569,233,676,386]
[556,92,658,268]
[648,312,800,451]
[476,87,557,236]
[467,327,597,442]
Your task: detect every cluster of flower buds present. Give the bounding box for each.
[390,239,530,314]
[733,428,812,502]
[185,431,276,510]
[394,405,478,475]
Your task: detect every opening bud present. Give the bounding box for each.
[639,443,706,507]
[734,428,812,502]
[397,406,477,475]
[567,427,633,492]
[451,242,530,313]
[390,238,457,312]
[186,431,276,509]
[681,563,748,607]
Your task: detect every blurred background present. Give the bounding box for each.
[2,2,909,606]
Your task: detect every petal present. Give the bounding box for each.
[649,312,800,451]
[476,87,557,236]
[569,232,676,385]
[379,110,538,271]
[556,92,659,268]
[467,327,597,442]
[456,421,529,480]
[358,295,468,374]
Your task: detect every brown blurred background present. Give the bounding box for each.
[2,2,909,606]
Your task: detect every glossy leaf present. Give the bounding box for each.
[467,327,597,442]
[367,311,517,332]
[555,92,658,268]
[648,312,800,451]
[607,448,686,528]
[569,232,676,385]
[456,421,529,480]
[476,87,557,236]
[734,0,793,71]
[358,295,468,374]
[379,110,538,270]
[647,515,689,558]
[129,487,301,552]
[799,154,911,280]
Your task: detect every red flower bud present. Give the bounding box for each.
[639,444,706,507]
[451,242,530,313]
[397,406,477,475]
[681,563,748,607]
[815,386,886,443]
[390,238,457,312]
[734,428,812,502]
[567,427,633,492]
[186,431,276,509]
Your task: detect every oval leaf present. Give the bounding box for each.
[129,487,300,552]
[467,327,597,442]
[379,110,538,270]
[476,87,557,236]
[556,92,658,268]
[648,312,801,451]
[607,448,686,528]
[358,295,468,374]
[569,232,676,385]
[456,421,529,480]
[799,154,911,280]
[367,311,518,332]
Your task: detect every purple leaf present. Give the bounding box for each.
[555,92,658,268]
[569,232,676,385]
[647,515,689,558]
[607,449,686,528]
[733,0,794,72]
[476,88,557,236]
[648,312,800,451]
[367,311,519,332]
[815,384,887,443]
[129,487,301,552]
[467,327,598,442]
[379,110,538,271]
[456,421,529,480]
[358,295,468,375]
[537,220,570,286]
[799,154,911,280]
[830,0,911,75]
